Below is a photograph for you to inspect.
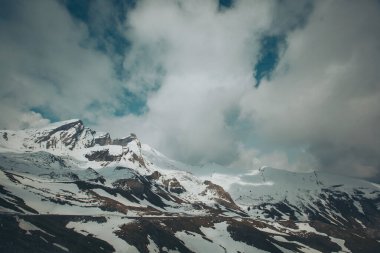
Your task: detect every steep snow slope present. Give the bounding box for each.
[142,143,380,225]
[0,120,242,217]
[227,167,380,224]
[0,119,379,253]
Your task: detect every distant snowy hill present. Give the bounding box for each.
[0,120,379,253]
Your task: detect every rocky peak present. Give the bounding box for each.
[35,119,83,141]
[112,133,140,147]
[30,120,143,153]
[0,119,148,168]
[201,180,240,210]
[94,133,111,146]
[147,171,162,180]
[30,119,91,150]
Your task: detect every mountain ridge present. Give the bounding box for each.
[0,119,379,253]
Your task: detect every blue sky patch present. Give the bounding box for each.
[63,0,134,78]
[254,35,286,88]
[114,88,148,116]
[218,0,234,10]
[31,107,60,123]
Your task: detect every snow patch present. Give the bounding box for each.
[17,217,54,237]
[53,243,69,252]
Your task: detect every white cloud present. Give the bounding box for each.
[0,0,122,128]
[2,0,380,181]
[103,0,380,180]
[97,0,274,165]
[0,106,50,130]
[19,111,51,129]
[238,0,380,179]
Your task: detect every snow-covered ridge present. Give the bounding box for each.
[0,119,147,169]
[1,119,380,252]
[0,119,379,222]
[141,141,380,225]
[0,119,139,152]
[0,119,243,217]
[225,167,380,220]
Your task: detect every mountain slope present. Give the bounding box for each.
[0,120,379,253]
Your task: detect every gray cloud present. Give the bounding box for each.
[0,0,122,129]
[102,0,380,181]
[239,0,380,180]
[269,0,314,34]
[96,0,274,165]
[1,0,380,182]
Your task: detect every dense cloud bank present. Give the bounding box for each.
[1,0,379,181]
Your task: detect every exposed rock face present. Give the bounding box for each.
[2,214,379,253]
[130,152,146,168]
[201,180,240,210]
[0,120,148,173]
[35,119,83,143]
[112,177,167,208]
[0,215,115,253]
[85,149,122,162]
[1,119,380,253]
[112,133,139,147]
[163,178,186,194]
[11,119,149,168]
[113,178,146,196]
[85,168,106,184]
[147,171,162,180]
[202,180,234,202]
[35,119,92,150]
[94,133,111,146]
[116,218,195,253]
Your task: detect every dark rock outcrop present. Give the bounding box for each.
[94,133,111,146]
[112,133,139,147]
[163,178,186,194]
[36,120,86,150]
[201,180,240,210]
[85,149,121,162]
[147,171,162,181]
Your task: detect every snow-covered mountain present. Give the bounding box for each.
[0,120,379,253]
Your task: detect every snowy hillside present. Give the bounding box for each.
[0,120,379,253]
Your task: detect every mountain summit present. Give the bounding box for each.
[0,120,379,253]
[0,119,139,151]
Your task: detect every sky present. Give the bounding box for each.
[0,0,380,182]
